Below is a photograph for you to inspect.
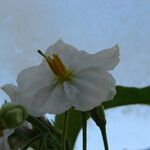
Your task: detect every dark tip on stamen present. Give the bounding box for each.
[37,50,46,58]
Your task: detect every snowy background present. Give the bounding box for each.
[0,0,150,149]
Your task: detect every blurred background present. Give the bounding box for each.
[0,0,150,149]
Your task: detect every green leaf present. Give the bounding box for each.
[54,86,150,149]
[55,109,82,149]
[103,86,150,109]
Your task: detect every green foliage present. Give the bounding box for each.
[55,109,82,149]
[103,86,150,109]
[54,86,150,149]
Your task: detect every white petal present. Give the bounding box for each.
[39,84,72,114]
[16,82,71,115]
[1,84,18,102]
[45,40,119,71]
[17,63,52,93]
[63,82,80,103]
[1,84,42,116]
[15,63,55,116]
[15,83,51,116]
[45,39,81,69]
[70,67,116,111]
[78,44,120,71]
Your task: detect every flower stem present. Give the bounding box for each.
[20,133,45,150]
[100,125,108,150]
[27,115,59,146]
[90,106,109,150]
[82,112,87,150]
[60,111,69,150]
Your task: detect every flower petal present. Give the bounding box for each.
[36,84,72,114]
[16,82,71,115]
[17,63,52,93]
[45,40,119,71]
[63,81,80,103]
[67,67,116,111]
[1,84,18,102]
[44,39,81,69]
[78,44,120,71]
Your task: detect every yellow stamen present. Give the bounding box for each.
[38,50,71,80]
[46,56,60,76]
[53,54,67,77]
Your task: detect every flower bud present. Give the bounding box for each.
[0,103,27,129]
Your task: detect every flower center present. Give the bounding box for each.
[47,54,67,76]
[38,50,74,82]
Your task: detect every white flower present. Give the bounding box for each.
[0,129,14,150]
[1,39,119,115]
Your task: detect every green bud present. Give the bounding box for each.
[0,103,27,129]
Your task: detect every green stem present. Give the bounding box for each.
[99,124,108,150]
[82,112,87,150]
[90,107,109,150]
[20,133,45,150]
[60,111,69,150]
[27,116,59,145]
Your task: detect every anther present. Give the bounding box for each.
[37,50,48,59]
[37,50,72,80]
